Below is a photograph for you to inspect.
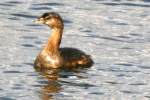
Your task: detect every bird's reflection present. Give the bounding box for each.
[35,67,62,100]
[34,67,91,100]
[40,81,61,100]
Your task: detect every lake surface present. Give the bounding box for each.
[0,0,150,100]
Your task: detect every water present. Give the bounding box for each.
[0,0,150,100]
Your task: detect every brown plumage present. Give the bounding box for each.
[34,12,93,69]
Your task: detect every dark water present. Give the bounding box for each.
[0,0,150,100]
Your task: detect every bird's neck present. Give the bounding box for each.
[43,27,63,54]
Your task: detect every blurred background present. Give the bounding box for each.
[0,0,150,100]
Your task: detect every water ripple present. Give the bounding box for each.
[63,19,72,24]
[115,63,133,66]
[10,13,36,19]
[22,44,35,48]
[105,81,124,85]
[21,36,38,39]
[33,3,64,6]
[25,24,42,27]
[120,90,140,94]
[99,36,128,43]
[3,70,22,73]
[109,68,140,73]
[5,1,23,4]
[0,3,14,7]
[129,33,143,37]
[90,92,104,95]
[116,74,131,77]
[34,41,43,45]
[145,96,150,98]
[23,62,34,66]
[101,2,150,7]
[138,65,150,69]
[8,17,20,20]
[129,83,147,86]
[116,35,130,39]
[71,34,129,43]
[30,6,52,10]
[60,80,96,88]
[0,97,16,100]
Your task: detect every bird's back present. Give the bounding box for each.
[59,48,93,68]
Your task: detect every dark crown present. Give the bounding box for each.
[41,12,61,19]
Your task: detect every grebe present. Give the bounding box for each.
[34,12,93,69]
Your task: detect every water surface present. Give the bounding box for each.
[0,0,150,100]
